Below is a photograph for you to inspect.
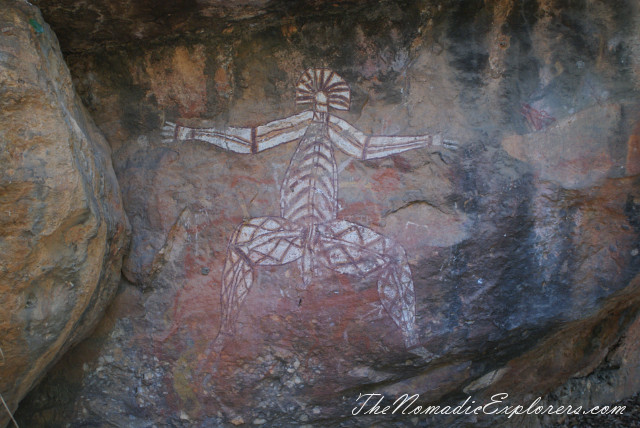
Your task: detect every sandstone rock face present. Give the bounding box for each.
[14,0,640,426]
[0,1,129,425]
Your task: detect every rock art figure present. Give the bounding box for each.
[163,68,456,353]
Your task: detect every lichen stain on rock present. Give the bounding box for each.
[213,65,232,98]
[171,355,202,417]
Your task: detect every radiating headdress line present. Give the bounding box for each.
[296,68,351,113]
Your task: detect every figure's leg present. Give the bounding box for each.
[218,229,253,338]
[376,244,418,348]
[208,216,304,357]
[315,220,418,348]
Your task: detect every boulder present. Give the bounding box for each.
[0,1,129,425]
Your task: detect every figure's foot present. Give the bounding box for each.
[402,325,420,349]
[298,270,312,290]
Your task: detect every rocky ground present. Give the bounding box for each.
[552,392,640,428]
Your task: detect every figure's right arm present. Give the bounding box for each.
[162,121,254,153]
[162,110,313,154]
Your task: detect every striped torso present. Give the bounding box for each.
[280,122,338,227]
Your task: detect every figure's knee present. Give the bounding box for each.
[230,217,266,245]
[232,216,298,244]
[383,237,409,261]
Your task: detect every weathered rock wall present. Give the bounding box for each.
[11,0,640,426]
[0,1,130,426]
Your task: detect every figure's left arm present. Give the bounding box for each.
[327,114,457,159]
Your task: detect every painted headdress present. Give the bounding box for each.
[296,68,351,120]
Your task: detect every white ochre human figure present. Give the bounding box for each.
[163,68,456,355]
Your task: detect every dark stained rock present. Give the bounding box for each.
[0,0,130,425]
[13,0,640,426]
[30,0,404,55]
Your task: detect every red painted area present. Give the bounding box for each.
[338,200,384,224]
[392,154,413,172]
[626,119,640,175]
[553,151,612,177]
[230,174,271,188]
[153,212,222,350]
[155,247,220,345]
[521,103,556,131]
[371,167,401,192]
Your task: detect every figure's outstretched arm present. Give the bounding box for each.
[327,114,457,160]
[162,110,313,154]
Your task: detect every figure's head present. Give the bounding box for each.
[296,68,350,120]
